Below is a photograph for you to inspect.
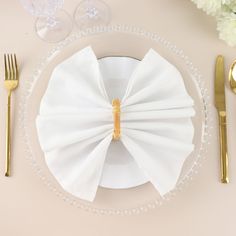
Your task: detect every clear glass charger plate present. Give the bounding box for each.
[20,25,212,215]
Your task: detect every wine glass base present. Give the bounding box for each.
[74,0,111,30]
[35,10,73,43]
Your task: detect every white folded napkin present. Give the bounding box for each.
[36,46,195,202]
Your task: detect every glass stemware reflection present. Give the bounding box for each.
[74,0,111,30]
[20,0,73,43]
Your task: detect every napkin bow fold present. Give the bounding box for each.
[36,47,195,201]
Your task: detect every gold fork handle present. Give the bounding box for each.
[5,91,11,177]
[218,111,229,183]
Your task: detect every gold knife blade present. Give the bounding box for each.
[214,55,229,183]
[215,56,226,111]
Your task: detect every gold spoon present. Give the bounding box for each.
[229,60,236,93]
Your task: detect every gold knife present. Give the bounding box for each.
[214,55,229,183]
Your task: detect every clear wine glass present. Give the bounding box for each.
[20,0,73,43]
[74,0,111,30]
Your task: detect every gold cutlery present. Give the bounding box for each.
[214,55,229,183]
[4,54,19,177]
[229,60,236,93]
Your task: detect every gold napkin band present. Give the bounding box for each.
[112,99,121,140]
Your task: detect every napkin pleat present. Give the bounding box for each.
[40,50,110,116]
[121,96,193,112]
[47,134,113,201]
[36,46,195,201]
[122,107,195,120]
[121,133,190,195]
[46,130,113,166]
[36,116,113,152]
[122,50,183,104]
[122,128,193,151]
[121,120,194,142]
[44,71,110,110]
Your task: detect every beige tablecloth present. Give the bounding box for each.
[0,0,235,235]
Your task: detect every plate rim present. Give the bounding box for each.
[20,25,212,215]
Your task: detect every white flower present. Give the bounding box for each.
[227,2,236,12]
[217,15,236,46]
[191,0,231,16]
[192,0,236,46]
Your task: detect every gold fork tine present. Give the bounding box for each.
[4,54,8,80]
[4,54,19,176]
[10,54,15,80]
[7,54,11,80]
[14,54,18,80]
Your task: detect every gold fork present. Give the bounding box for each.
[4,54,19,177]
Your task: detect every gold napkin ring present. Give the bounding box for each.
[112,99,121,140]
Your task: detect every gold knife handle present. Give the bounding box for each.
[5,91,11,177]
[218,111,229,183]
